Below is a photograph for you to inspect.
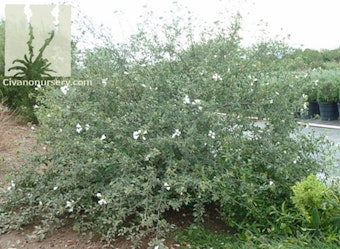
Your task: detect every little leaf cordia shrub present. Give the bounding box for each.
[0,12,333,248]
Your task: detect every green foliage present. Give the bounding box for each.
[313,69,340,102]
[291,174,340,239]
[0,8,335,248]
[301,74,318,102]
[176,225,340,249]
[291,174,328,221]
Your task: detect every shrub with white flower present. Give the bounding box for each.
[76,123,82,133]
[208,130,216,139]
[183,94,191,104]
[6,180,15,192]
[96,193,107,205]
[2,9,334,248]
[101,78,108,87]
[60,85,69,95]
[164,182,170,191]
[133,129,147,140]
[65,200,74,213]
[171,129,181,138]
[212,72,222,81]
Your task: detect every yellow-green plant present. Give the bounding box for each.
[291,174,340,237]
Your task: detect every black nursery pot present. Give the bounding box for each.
[319,102,339,121]
[308,101,320,118]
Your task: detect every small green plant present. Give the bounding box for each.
[291,174,340,238]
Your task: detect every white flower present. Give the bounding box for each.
[6,180,15,191]
[269,99,273,104]
[31,126,35,130]
[47,114,51,118]
[164,182,170,191]
[53,186,58,190]
[60,85,69,95]
[85,124,90,131]
[275,91,280,96]
[101,78,108,87]
[66,200,74,212]
[303,102,308,110]
[33,104,39,109]
[212,73,222,81]
[302,94,308,99]
[208,130,216,139]
[35,84,42,90]
[39,201,43,206]
[133,130,147,140]
[269,180,274,186]
[192,99,201,105]
[172,129,181,138]
[59,128,63,132]
[154,246,159,249]
[96,193,102,198]
[66,200,73,208]
[183,95,191,104]
[76,123,82,133]
[124,71,129,75]
[98,199,107,205]
[100,134,106,140]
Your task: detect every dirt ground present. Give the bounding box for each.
[0,112,106,249]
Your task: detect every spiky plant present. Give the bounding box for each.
[8,23,56,79]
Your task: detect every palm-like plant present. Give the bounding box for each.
[8,23,56,79]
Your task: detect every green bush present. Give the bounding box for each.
[0,10,333,248]
[291,174,340,239]
[313,69,340,103]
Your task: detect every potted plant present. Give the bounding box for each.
[317,80,339,120]
[302,80,319,119]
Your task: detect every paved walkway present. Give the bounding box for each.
[299,118,340,177]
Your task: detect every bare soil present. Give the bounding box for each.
[0,113,105,249]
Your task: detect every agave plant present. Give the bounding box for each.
[8,23,56,79]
